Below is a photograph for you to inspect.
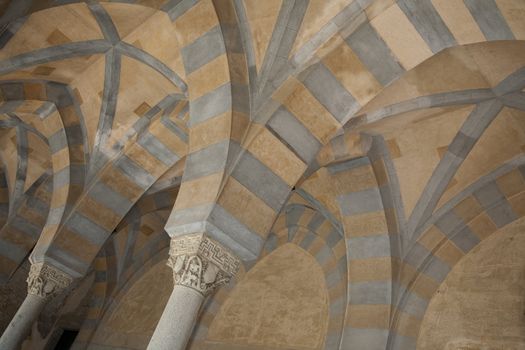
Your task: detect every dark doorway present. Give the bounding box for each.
[53,329,79,350]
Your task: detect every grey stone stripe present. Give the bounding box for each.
[485,198,518,228]
[0,16,26,49]
[0,100,22,113]
[349,280,392,305]
[0,40,112,75]
[160,113,188,143]
[397,0,456,53]
[90,182,132,217]
[396,287,430,318]
[114,155,155,190]
[464,0,515,41]
[137,131,180,167]
[300,62,360,123]
[296,189,344,234]
[308,211,326,231]
[315,245,333,265]
[494,67,525,96]
[231,149,291,212]
[502,92,525,111]
[11,126,28,214]
[0,0,31,27]
[209,204,265,259]
[267,105,322,163]
[450,225,481,253]
[48,129,68,154]
[4,113,46,140]
[345,22,404,86]
[10,214,40,237]
[181,25,226,74]
[189,83,232,126]
[44,247,89,278]
[183,140,228,181]
[233,0,258,97]
[145,175,182,196]
[91,49,121,172]
[87,2,120,44]
[357,89,495,127]
[162,0,199,21]
[327,157,370,174]
[342,328,389,350]
[389,333,417,350]
[34,101,57,118]
[298,230,316,250]
[264,233,278,252]
[0,237,27,262]
[285,204,305,227]
[347,234,391,260]
[116,42,187,92]
[368,135,407,251]
[338,187,384,216]
[0,81,23,100]
[65,212,108,245]
[408,99,503,235]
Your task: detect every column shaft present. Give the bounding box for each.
[147,285,204,350]
[0,294,47,349]
[146,233,240,350]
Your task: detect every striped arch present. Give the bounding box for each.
[268,203,347,350]
[30,98,187,278]
[0,82,88,279]
[389,160,525,349]
[74,207,173,347]
[0,174,51,281]
[164,0,262,261]
[327,155,397,349]
[188,201,347,349]
[74,178,179,346]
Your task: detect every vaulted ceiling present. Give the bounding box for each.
[0,0,524,349]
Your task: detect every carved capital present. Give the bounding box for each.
[167,234,240,297]
[27,262,73,299]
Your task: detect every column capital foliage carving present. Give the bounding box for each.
[27,262,73,299]
[167,233,241,297]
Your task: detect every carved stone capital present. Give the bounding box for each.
[27,262,73,299]
[167,234,240,297]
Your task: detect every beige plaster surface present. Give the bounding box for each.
[205,243,329,350]
[417,216,525,350]
[90,260,172,349]
[370,105,472,217]
[292,0,351,56]
[0,3,103,60]
[243,0,282,72]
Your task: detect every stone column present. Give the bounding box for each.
[147,233,240,350]
[0,262,73,350]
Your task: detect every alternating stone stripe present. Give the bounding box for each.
[329,157,396,350]
[0,82,88,276]
[74,208,172,348]
[390,164,525,349]
[0,174,51,282]
[33,97,187,277]
[262,202,347,350]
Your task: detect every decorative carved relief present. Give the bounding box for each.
[167,234,240,297]
[27,263,73,299]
